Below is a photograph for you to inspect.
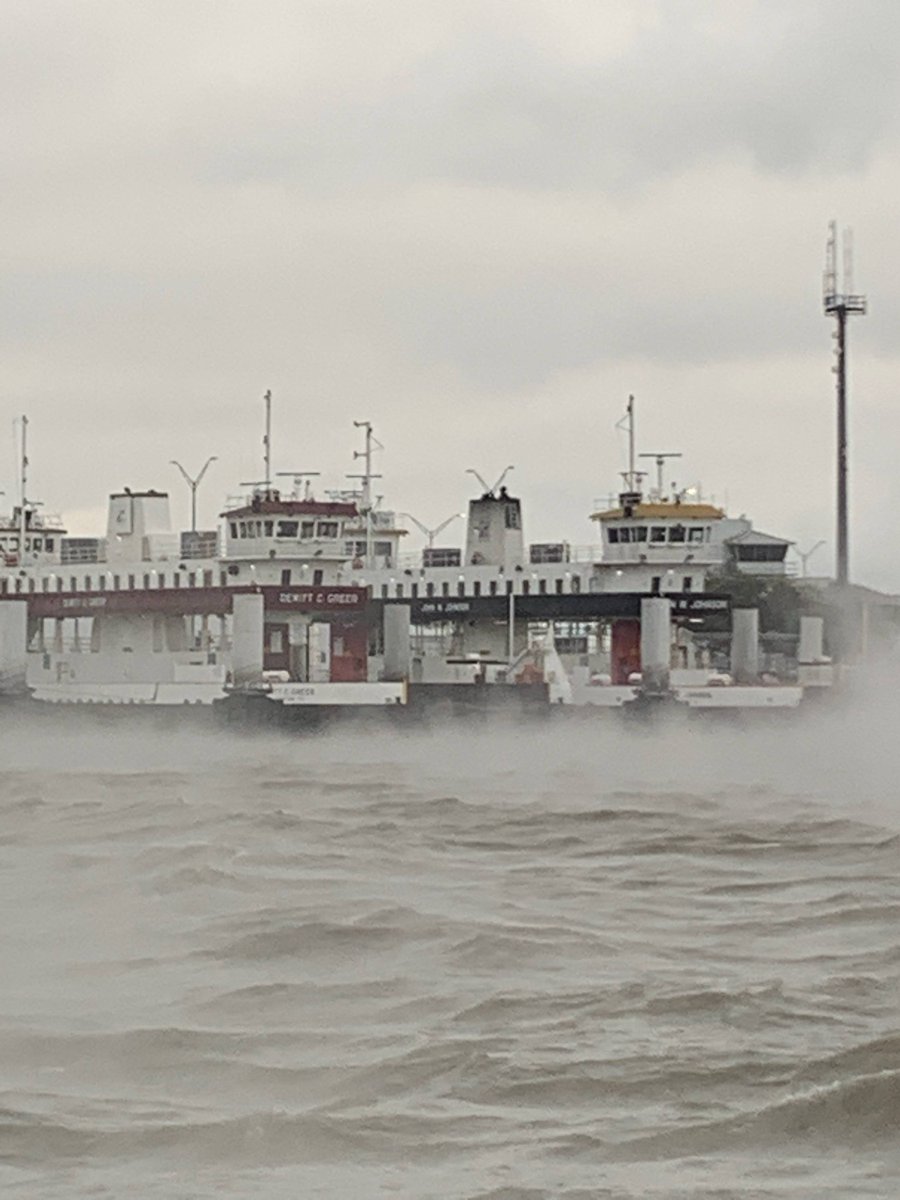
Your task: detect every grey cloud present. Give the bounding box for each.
[179,1,900,195]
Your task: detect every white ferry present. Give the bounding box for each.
[0,400,809,712]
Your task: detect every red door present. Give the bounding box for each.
[263,622,291,674]
[611,619,641,685]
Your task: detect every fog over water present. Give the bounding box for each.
[2,696,900,1197]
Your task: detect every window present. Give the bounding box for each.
[473,580,481,596]
[188,573,197,587]
[489,580,497,595]
[158,573,166,588]
[203,570,213,587]
[277,520,299,538]
[220,571,228,586]
[281,569,292,586]
[457,581,465,596]
[608,528,620,544]
[173,573,181,588]
[411,583,418,598]
[669,524,686,543]
[317,521,338,539]
[99,576,106,591]
[571,575,581,594]
[313,569,323,586]
[683,576,693,591]
[733,543,786,563]
[538,579,547,594]
[128,575,135,589]
[555,578,563,594]
[46,538,54,552]
[264,521,273,536]
[651,575,661,593]
[41,577,48,592]
[269,629,284,653]
[650,527,666,543]
[396,583,404,597]
[688,527,705,543]
[143,574,150,589]
[230,523,238,538]
[34,538,43,552]
[14,578,21,593]
[442,581,449,597]
[301,521,315,539]
[381,584,388,598]
[113,575,120,590]
[505,504,520,529]
[506,580,513,594]
[426,582,434,597]
[522,580,530,595]
[70,577,77,592]
[85,576,92,590]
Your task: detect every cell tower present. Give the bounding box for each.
[823,221,866,587]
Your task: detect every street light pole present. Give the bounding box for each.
[170,456,218,533]
[399,512,464,548]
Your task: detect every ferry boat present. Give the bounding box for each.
[0,398,809,714]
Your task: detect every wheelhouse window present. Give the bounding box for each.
[277,520,299,538]
[301,521,315,539]
[688,527,705,543]
[669,524,686,543]
[317,521,338,539]
[264,521,273,536]
[230,523,238,538]
[650,527,666,543]
[608,528,619,544]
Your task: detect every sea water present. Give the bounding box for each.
[0,693,898,1198]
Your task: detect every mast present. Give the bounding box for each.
[263,389,272,495]
[823,222,866,588]
[615,394,644,495]
[349,421,382,570]
[19,415,28,562]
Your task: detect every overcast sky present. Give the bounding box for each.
[4,0,899,585]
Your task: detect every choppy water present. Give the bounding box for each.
[2,698,900,1197]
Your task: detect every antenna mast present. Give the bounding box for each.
[19,415,28,561]
[263,389,272,494]
[615,395,645,494]
[823,222,866,588]
[639,451,682,498]
[348,421,383,570]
